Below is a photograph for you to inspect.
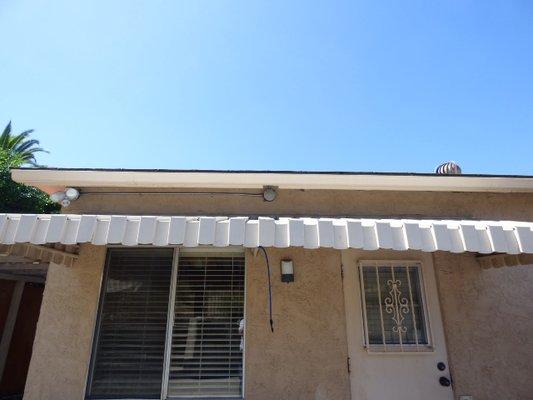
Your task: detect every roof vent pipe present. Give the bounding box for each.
[435,161,462,175]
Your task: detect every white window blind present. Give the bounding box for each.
[87,248,174,398]
[87,249,245,399]
[167,254,245,398]
[360,262,430,352]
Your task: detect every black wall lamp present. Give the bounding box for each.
[281,259,294,283]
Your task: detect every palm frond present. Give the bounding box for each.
[20,147,48,156]
[0,122,46,166]
[0,121,12,148]
[17,151,37,163]
[14,139,43,153]
[7,132,31,150]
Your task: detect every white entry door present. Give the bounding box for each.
[342,250,454,400]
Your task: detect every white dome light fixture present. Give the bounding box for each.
[262,186,277,202]
[65,187,80,201]
[50,188,80,207]
[50,191,66,203]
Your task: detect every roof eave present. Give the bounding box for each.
[10,168,533,193]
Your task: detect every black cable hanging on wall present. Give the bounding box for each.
[257,246,274,333]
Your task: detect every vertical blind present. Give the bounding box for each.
[168,254,245,398]
[361,264,428,349]
[87,248,174,398]
[87,249,245,399]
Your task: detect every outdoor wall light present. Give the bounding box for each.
[280,259,294,283]
[65,187,80,201]
[50,191,66,203]
[262,186,277,202]
[49,187,80,207]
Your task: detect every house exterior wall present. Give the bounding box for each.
[23,246,106,400]
[244,248,350,400]
[67,188,533,220]
[22,189,533,400]
[434,252,533,400]
[22,246,350,400]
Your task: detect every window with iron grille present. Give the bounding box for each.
[359,261,431,352]
[86,249,245,399]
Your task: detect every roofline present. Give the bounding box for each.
[11,166,533,178]
[10,167,533,193]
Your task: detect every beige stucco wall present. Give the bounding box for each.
[244,248,350,400]
[23,245,106,400]
[434,252,533,400]
[23,245,350,400]
[67,188,533,220]
[21,189,533,399]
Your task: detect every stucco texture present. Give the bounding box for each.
[244,248,351,400]
[23,245,105,400]
[21,189,533,399]
[67,188,533,220]
[434,252,533,400]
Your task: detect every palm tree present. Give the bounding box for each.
[0,121,47,166]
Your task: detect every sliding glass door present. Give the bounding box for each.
[86,248,245,400]
[167,254,245,397]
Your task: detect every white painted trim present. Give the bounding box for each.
[0,280,24,380]
[11,169,533,193]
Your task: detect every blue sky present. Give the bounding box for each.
[1,1,532,174]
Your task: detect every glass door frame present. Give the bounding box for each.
[160,246,246,400]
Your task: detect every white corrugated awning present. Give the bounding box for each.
[1,214,532,254]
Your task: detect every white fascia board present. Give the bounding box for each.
[10,169,533,193]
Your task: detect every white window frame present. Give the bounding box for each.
[86,245,246,400]
[358,260,433,354]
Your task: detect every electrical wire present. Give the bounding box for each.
[81,190,264,197]
[257,246,274,333]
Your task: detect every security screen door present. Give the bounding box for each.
[341,251,454,400]
[86,248,245,400]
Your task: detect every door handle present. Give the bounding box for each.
[439,376,451,387]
